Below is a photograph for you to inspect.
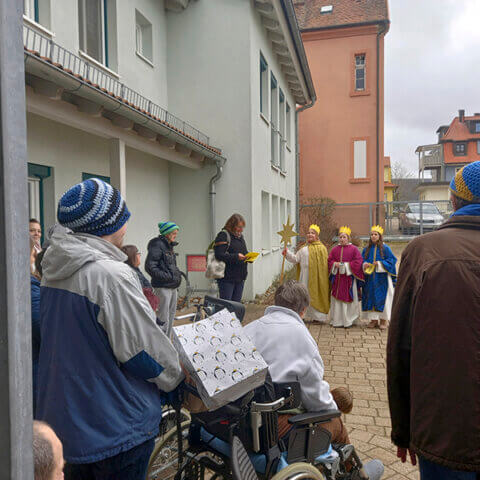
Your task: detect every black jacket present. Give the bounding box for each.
[145,236,181,289]
[214,230,248,282]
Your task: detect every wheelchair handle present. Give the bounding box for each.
[250,397,286,413]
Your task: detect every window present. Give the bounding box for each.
[135,9,153,63]
[272,195,279,246]
[477,140,480,154]
[24,0,38,22]
[321,5,333,13]
[353,140,367,178]
[355,54,366,91]
[28,163,52,235]
[279,89,286,171]
[262,192,270,250]
[280,198,286,226]
[82,172,111,183]
[454,142,467,156]
[260,54,268,115]
[24,0,51,28]
[476,122,480,133]
[286,103,291,147]
[270,74,279,166]
[79,0,108,66]
[287,200,292,224]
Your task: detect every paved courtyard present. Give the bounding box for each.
[307,322,419,480]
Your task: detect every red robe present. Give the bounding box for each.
[328,244,364,303]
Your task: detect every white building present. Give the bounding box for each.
[23,0,315,300]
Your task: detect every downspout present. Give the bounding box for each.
[209,157,224,241]
[376,21,388,223]
[295,101,315,232]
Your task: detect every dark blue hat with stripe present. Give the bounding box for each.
[57,178,131,236]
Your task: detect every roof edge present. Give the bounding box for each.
[300,18,390,34]
[281,0,316,104]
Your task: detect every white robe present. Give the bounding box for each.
[329,262,360,328]
[363,262,395,322]
[285,247,328,322]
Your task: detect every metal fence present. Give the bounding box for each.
[23,24,210,145]
[300,199,453,239]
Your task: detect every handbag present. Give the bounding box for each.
[205,229,231,279]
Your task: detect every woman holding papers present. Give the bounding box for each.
[282,224,330,322]
[214,213,251,302]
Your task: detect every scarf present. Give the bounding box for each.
[451,203,480,217]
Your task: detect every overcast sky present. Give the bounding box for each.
[385,0,480,174]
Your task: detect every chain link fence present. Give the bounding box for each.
[300,200,453,240]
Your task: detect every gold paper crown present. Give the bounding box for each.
[371,225,384,235]
[309,224,321,235]
[339,226,352,236]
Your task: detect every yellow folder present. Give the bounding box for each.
[244,252,260,263]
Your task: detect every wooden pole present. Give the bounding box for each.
[280,251,286,284]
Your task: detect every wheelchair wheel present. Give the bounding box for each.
[147,411,191,480]
[271,462,325,480]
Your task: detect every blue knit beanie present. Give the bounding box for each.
[450,161,480,202]
[159,221,179,236]
[57,178,131,236]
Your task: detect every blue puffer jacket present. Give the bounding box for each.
[31,275,41,414]
[36,225,184,464]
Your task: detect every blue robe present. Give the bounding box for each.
[361,244,397,313]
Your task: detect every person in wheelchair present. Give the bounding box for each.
[244,280,348,443]
[244,280,384,479]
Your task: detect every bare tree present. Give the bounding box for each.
[391,160,415,179]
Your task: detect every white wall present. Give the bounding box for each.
[26,112,110,229]
[166,0,255,295]
[26,113,171,263]
[248,4,298,296]
[124,147,170,255]
[47,0,168,107]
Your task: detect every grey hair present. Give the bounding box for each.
[33,421,54,480]
[274,280,310,314]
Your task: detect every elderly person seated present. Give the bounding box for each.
[245,280,384,479]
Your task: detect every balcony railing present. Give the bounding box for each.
[417,144,443,170]
[23,24,211,147]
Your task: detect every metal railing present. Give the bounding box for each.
[23,24,211,146]
[300,199,454,239]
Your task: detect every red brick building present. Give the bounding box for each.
[294,0,390,230]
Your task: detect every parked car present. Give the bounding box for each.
[399,202,445,234]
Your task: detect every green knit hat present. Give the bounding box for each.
[159,221,179,236]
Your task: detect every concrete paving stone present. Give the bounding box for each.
[352,406,378,416]
[345,414,375,426]
[377,408,392,418]
[367,447,400,466]
[354,391,380,401]
[365,425,387,436]
[369,435,395,450]
[390,460,420,475]
[348,372,367,379]
[375,416,392,427]
[349,384,375,393]
[349,429,374,442]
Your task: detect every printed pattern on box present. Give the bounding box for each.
[173,309,268,411]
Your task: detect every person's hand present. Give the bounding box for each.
[238,253,246,261]
[282,248,287,257]
[397,447,417,466]
[334,262,340,268]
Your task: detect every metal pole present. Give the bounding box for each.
[419,200,424,235]
[0,0,33,478]
[369,204,373,229]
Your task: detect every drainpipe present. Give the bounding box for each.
[376,21,388,223]
[209,157,225,241]
[295,101,315,233]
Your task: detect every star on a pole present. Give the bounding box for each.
[277,216,298,246]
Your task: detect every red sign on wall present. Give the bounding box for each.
[187,255,207,272]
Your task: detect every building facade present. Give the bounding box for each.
[416,109,480,203]
[23,0,315,300]
[293,0,389,229]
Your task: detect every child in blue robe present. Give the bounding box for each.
[361,226,397,330]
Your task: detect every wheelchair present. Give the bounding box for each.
[147,296,379,480]
[147,380,375,480]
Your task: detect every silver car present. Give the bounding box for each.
[400,203,445,234]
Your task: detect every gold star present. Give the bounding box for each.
[277,216,298,246]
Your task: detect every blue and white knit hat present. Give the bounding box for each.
[450,161,480,202]
[57,178,131,236]
[159,221,179,236]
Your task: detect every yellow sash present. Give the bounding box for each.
[297,241,331,314]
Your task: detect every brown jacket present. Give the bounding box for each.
[387,215,480,472]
